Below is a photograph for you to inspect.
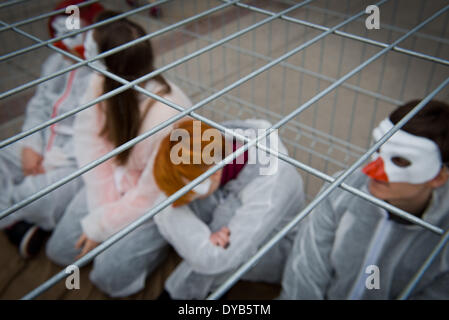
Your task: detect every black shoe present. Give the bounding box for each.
[4,221,51,259]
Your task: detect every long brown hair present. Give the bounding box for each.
[94,10,171,165]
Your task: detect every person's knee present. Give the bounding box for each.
[89,257,146,298]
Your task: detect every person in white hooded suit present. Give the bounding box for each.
[279,99,449,300]
[0,0,103,258]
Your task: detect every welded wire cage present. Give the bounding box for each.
[0,0,448,300]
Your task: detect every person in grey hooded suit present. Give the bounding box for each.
[0,0,103,257]
[279,99,449,300]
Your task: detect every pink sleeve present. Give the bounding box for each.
[81,151,163,242]
[79,83,192,242]
[74,102,121,217]
[78,115,173,242]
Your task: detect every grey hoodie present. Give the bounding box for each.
[280,169,449,300]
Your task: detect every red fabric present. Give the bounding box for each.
[53,40,69,52]
[53,41,85,59]
[72,44,85,59]
[220,140,249,186]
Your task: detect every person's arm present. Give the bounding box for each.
[280,194,339,299]
[155,203,229,274]
[80,152,163,242]
[74,90,120,212]
[155,161,305,275]
[72,75,122,242]
[78,84,192,242]
[75,104,128,242]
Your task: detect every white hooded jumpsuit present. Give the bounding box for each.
[0,54,91,230]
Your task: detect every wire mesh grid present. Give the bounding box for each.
[0,0,448,300]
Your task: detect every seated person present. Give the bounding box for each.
[153,119,305,300]
[279,99,449,299]
[45,11,192,298]
[0,0,103,258]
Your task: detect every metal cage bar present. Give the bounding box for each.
[151,10,404,105]
[226,0,449,67]
[0,0,100,33]
[0,0,244,143]
[0,0,30,10]
[0,0,172,62]
[279,0,449,45]
[0,0,322,224]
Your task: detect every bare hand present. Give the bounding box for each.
[21,147,45,176]
[209,227,231,249]
[75,233,100,259]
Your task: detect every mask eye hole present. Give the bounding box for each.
[391,156,411,167]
